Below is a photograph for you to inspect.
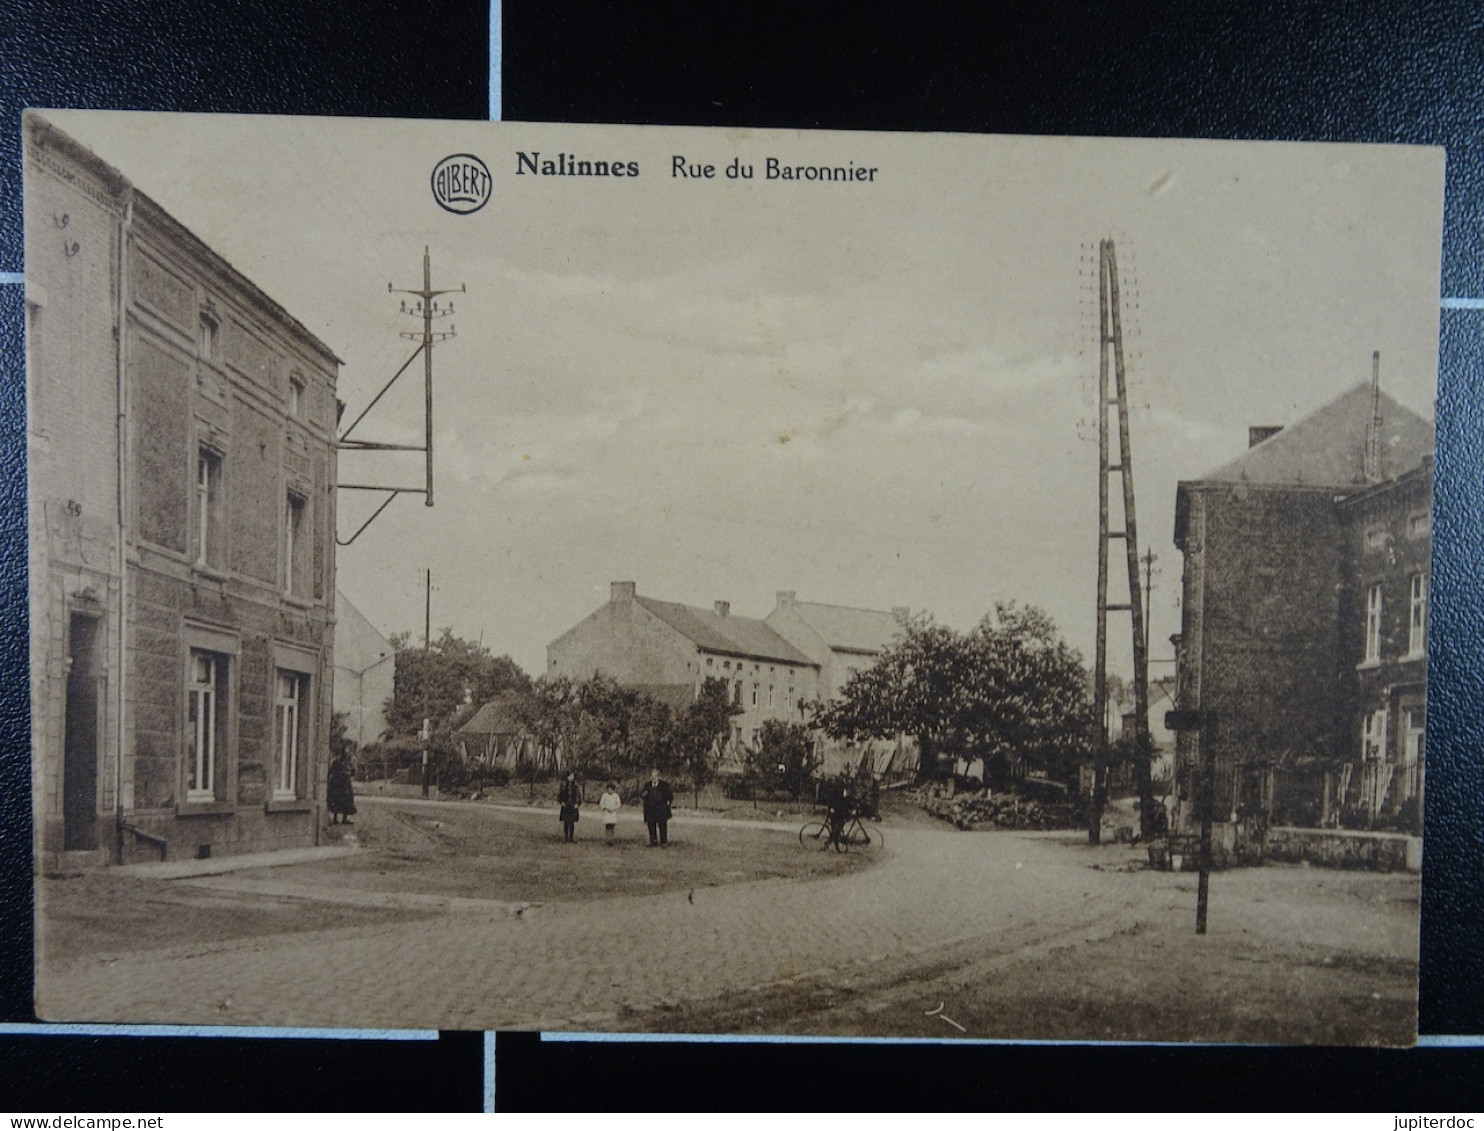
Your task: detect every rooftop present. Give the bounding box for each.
[635,596,816,666]
[786,600,906,655]
[1193,383,1434,489]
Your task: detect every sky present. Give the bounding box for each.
[37,112,1445,680]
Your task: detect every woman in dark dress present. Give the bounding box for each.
[558,771,582,843]
[327,753,357,825]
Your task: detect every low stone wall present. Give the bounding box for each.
[1149,823,1422,873]
[1265,826,1421,872]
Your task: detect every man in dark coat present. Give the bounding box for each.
[640,767,674,847]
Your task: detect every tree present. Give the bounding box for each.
[384,629,531,739]
[819,604,1093,785]
[752,719,819,800]
[817,613,973,780]
[507,674,683,785]
[675,676,738,806]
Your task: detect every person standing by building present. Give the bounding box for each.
[327,753,357,826]
[641,767,674,848]
[599,780,622,844]
[558,771,582,843]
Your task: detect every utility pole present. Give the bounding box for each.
[421,567,431,799]
[337,248,464,544]
[1141,549,1158,659]
[1090,238,1154,844]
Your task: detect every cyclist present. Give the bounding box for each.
[826,778,857,847]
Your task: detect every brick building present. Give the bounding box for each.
[547,582,821,750]
[1171,380,1432,834]
[27,118,340,867]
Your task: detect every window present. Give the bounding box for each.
[1408,511,1431,539]
[1364,584,1382,663]
[198,309,219,360]
[768,684,775,707]
[1365,526,1388,551]
[751,683,758,706]
[1404,707,1425,766]
[1362,708,1388,762]
[274,670,306,800]
[193,449,224,568]
[1407,573,1428,658]
[288,375,304,418]
[284,491,307,596]
[706,657,713,668]
[733,681,742,706]
[187,650,226,802]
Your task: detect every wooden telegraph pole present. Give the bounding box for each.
[1090,239,1154,844]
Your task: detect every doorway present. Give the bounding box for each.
[63,612,102,851]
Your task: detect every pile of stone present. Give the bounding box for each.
[916,784,1060,830]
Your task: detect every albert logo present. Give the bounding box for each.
[431,154,492,214]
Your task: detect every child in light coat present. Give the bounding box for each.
[599,781,622,844]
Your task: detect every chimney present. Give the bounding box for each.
[713,600,730,618]
[1364,349,1383,483]
[610,581,636,603]
[1248,426,1283,448]
[776,590,796,609]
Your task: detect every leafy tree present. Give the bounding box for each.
[508,674,685,784]
[384,629,531,739]
[752,719,819,800]
[819,604,1093,784]
[675,677,739,806]
[509,675,579,783]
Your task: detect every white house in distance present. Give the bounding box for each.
[332,590,394,749]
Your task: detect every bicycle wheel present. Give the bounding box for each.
[845,820,881,850]
[799,821,832,850]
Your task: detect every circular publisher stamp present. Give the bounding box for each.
[431,153,492,214]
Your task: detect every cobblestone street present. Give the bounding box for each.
[35,798,1419,1041]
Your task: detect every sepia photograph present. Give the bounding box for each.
[23,109,1442,1042]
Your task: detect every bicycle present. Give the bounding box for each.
[798,807,883,852]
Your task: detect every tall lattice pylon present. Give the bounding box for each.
[1089,238,1153,845]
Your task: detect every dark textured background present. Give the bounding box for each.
[1,0,1481,1111]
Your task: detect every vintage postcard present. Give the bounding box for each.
[23,110,1441,1041]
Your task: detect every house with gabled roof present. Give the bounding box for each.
[1172,377,1433,835]
[765,591,908,701]
[547,582,821,750]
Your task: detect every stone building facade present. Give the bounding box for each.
[27,117,340,867]
[547,582,821,749]
[1171,382,1432,834]
[764,591,907,701]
